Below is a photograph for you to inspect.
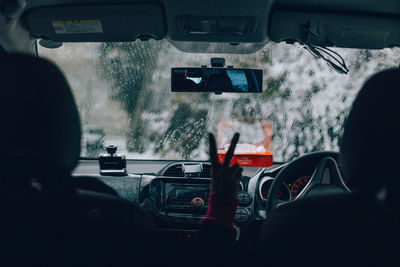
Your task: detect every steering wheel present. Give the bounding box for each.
[265,151,351,217]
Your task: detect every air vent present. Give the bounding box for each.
[161,163,212,178]
[163,164,184,177]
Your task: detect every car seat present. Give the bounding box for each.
[0,53,156,266]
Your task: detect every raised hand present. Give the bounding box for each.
[208,132,243,199]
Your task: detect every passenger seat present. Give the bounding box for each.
[0,53,156,266]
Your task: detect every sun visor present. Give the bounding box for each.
[269,11,400,49]
[24,4,166,42]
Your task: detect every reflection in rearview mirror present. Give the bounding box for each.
[171,67,263,93]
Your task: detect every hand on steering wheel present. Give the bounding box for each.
[209,132,243,199]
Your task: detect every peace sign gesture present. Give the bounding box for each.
[208,132,243,199]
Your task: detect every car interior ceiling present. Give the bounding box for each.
[0,0,399,54]
[0,0,400,266]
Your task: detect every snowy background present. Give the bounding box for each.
[39,40,400,162]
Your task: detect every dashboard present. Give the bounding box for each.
[72,159,318,235]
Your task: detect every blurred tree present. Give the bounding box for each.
[97,40,163,152]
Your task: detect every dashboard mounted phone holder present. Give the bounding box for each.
[99,145,127,176]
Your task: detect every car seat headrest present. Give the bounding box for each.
[0,53,81,175]
[340,68,400,196]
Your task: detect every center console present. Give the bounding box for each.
[138,176,212,243]
[163,182,210,215]
[138,162,261,244]
[140,177,211,219]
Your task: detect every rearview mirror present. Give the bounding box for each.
[171,67,262,93]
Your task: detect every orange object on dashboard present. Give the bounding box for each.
[217,151,273,167]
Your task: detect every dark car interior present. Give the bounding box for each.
[0,0,399,266]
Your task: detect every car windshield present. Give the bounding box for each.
[38,40,400,161]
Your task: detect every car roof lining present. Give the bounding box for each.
[2,0,400,53]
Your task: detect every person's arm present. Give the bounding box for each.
[196,133,243,266]
[200,192,238,233]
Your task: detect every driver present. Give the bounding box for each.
[198,68,400,266]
